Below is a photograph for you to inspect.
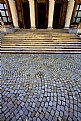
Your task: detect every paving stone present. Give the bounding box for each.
[55,110,59,117]
[45,101,48,108]
[32,102,35,108]
[2,102,7,107]
[73,116,78,121]
[40,112,44,120]
[69,111,73,119]
[47,106,52,112]
[64,110,68,117]
[60,106,64,112]
[78,103,81,108]
[0,113,5,118]
[43,97,47,102]
[42,117,47,121]
[52,115,58,121]
[22,107,26,112]
[33,117,36,121]
[4,108,9,115]
[51,109,55,116]
[14,109,18,115]
[18,117,23,121]
[25,102,28,107]
[62,115,67,121]
[60,110,63,117]
[10,113,14,119]
[35,107,38,112]
[16,113,20,120]
[7,101,13,107]
[41,102,44,107]
[2,106,7,112]
[21,102,25,107]
[37,118,41,121]
[36,101,40,107]
[45,111,49,119]
[57,105,60,111]
[1,54,81,120]
[6,116,10,121]
[49,101,53,106]
[31,111,36,117]
[68,117,72,121]
[19,110,23,116]
[35,112,39,118]
[5,112,10,118]
[24,110,28,116]
[78,116,81,121]
[39,107,42,113]
[78,112,81,118]
[48,115,52,121]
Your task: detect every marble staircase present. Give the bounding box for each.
[1,29,81,53]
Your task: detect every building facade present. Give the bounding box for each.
[0,0,81,29]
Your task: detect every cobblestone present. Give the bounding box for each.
[1,54,81,121]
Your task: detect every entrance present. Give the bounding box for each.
[36,2,47,29]
[53,3,61,29]
[22,2,30,29]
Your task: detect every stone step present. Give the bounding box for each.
[1,46,81,51]
[1,45,81,49]
[3,32,79,39]
[4,32,75,35]
[2,43,81,46]
[1,29,81,53]
[2,36,80,39]
[2,43,81,45]
[16,29,67,32]
[14,32,72,35]
[2,39,81,43]
[5,32,75,36]
[1,48,81,54]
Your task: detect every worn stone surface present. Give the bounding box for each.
[1,54,81,121]
[1,29,81,53]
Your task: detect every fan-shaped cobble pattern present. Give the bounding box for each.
[1,54,81,121]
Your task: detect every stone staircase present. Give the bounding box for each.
[1,29,81,53]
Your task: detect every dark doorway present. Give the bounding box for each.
[37,3,47,29]
[53,3,61,29]
[22,2,30,29]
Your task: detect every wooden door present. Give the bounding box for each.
[38,3,46,29]
[22,2,30,29]
[53,3,61,29]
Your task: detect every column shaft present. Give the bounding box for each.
[29,0,36,28]
[8,0,19,27]
[48,0,55,28]
[65,0,75,28]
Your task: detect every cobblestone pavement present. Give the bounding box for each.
[1,54,81,121]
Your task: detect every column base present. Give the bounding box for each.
[30,27,36,29]
[47,27,53,30]
[14,27,19,29]
[63,27,69,30]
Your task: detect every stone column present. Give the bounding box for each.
[48,0,55,29]
[8,0,19,28]
[64,0,75,28]
[29,0,36,29]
